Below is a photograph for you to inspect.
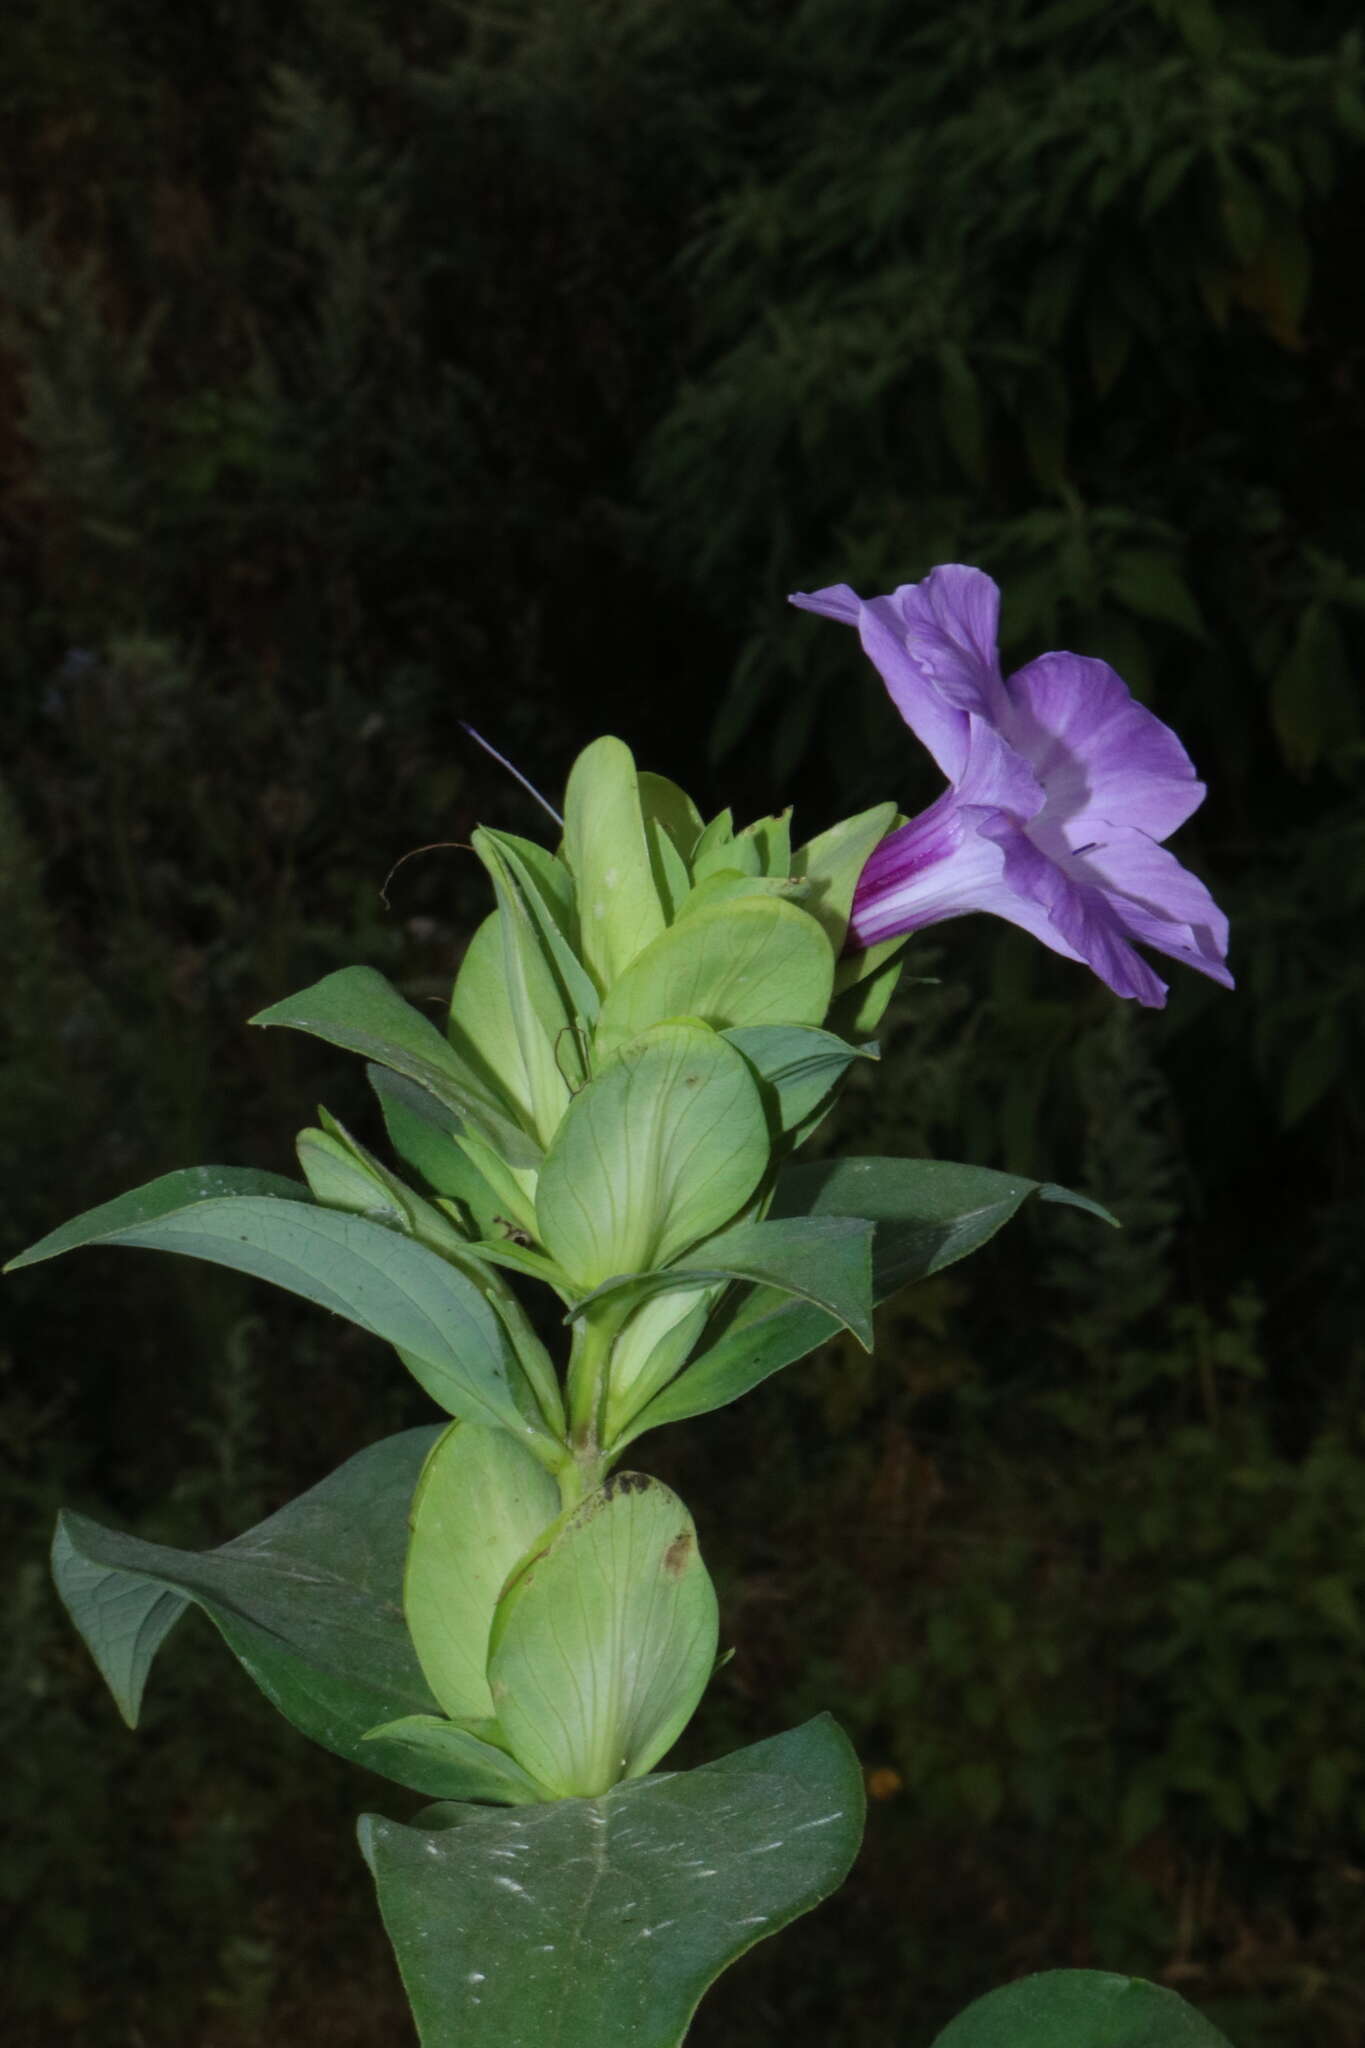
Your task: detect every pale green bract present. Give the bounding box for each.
[488,1473,719,1799]
[403,1423,561,1727]
[535,1018,770,1291]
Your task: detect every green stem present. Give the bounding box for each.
[560,1301,629,1505]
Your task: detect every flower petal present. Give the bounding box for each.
[1077,828,1234,988]
[980,817,1172,1006]
[850,792,1062,956]
[1005,652,1206,845]
[792,565,1008,783]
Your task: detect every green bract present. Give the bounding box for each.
[488,1473,718,1799]
[592,896,834,1060]
[404,1423,561,1729]
[536,1019,770,1291]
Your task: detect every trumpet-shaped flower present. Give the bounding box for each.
[790,565,1232,1007]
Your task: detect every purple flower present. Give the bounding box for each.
[791,564,1232,1007]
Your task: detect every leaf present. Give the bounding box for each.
[367,1066,505,1238]
[53,1427,449,1791]
[4,1164,306,1271]
[930,1969,1234,2046]
[733,808,791,875]
[592,897,835,1062]
[637,771,704,865]
[298,1125,409,1229]
[488,1473,718,1798]
[623,1158,1115,1441]
[404,1424,561,1725]
[604,1292,718,1441]
[302,1109,471,1264]
[562,736,667,988]
[481,829,601,1026]
[535,1021,770,1291]
[724,1023,874,1135]
[638,772,704,917]
[253,965,540,1169]
[791,802,896,952]
[827,944,907,1039]
[8,1169,553,1447]
[470,827,581,1143]
[691,807,749,880]
[574,1216,876,1353]
[361,1717,548,1806]
[359,1714,864,2048]
[675,873,809,920]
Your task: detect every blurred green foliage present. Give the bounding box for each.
[2,1,1363,2043]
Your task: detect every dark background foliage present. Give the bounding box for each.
[3,1,1364,2041]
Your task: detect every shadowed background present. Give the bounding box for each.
[2,2,1364,2042]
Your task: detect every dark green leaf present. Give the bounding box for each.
[8,1171,550,1443]
[367,1067,505,1238]
[4,1164,305,1271]
[359,1714,864,2048]
[930,1969,1234,2046]
[361,1716,548,1806]
[723,1024,874,1135]
[53,1428,445,1789]
[624,1158,1114,1440]
[574,1216,876,1352]
[252,966,540,1168]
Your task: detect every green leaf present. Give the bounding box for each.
[298,1125,409,1228]
[253,965,540,1169]
[638,772,704,918]
[448,913,535,1128]
[9,1169,553,1447]
[623,1158,1115,1441]
[367,1066,504,1239]
[404,1424,561,1725]
[675,872,810,921]
[302,1109,471,1264]
[592,897,835,1062]
[575,1216,876,1353]
[488,1473,717,1798]
[637,771,704,865]
[604,1291,718,1440]
[470,827,583,1144]
[359,1714,864,2048]
[828,935,909,1038]
[724,1023,873,1135]
[681,1215,874,1345]
[791,803,896,953]
[479,829,600,1027]
[535,1020,770,1291]
[930,1969,1234,2046]
[562,736,667,988]
[4,1164,305,1271]
[733,808,791,875]
[691,807,749,880]
[53,1427,448,1790]
[361,1716,548,1806]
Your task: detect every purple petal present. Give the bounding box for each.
[886,565,1007,717]
[850,800,1068,953]
[981,818,1172,1006]
[955,713,1046,821]
[792,565,1008,783]
[788,582,861,627]
[1005,652,1206,845]
[1077,828,1234,988]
